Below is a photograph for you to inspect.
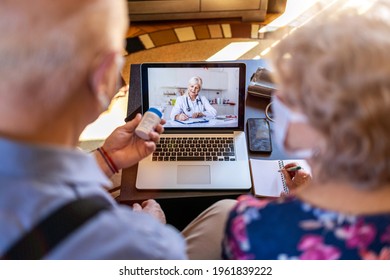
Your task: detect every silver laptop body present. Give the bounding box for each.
[136,62,251,190]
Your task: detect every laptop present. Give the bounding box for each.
[135,62,251,190]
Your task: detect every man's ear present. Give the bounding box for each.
[88,52,118,108]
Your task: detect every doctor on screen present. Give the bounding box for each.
[170,76,217,121]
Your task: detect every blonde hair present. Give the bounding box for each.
[271,2,390,189]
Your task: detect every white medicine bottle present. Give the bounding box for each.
[135,107,163,140]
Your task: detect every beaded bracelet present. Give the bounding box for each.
[97,147,119,174]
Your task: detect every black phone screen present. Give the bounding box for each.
[247,118,272,153]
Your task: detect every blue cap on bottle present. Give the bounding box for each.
[148,107,162,118]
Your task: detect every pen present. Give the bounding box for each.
[286,166,302,172]
[278,166,302,172]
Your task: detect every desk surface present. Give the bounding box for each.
[118,59,285,203]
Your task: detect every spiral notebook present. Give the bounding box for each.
[249,159,311,197]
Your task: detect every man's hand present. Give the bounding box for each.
[132,199,166,224]
[98,114,165,174]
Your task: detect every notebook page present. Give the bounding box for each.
[250,159,311,197]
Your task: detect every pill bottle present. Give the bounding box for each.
[135,108,162,140]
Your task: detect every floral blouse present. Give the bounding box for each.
[222,195,390,260]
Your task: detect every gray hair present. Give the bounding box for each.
[0,0,127,110]
[188,76,203,90]
[271,1,390,189]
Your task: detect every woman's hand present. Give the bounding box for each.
[280,162,312,195]
[95,114,165,177]
[192,112,204,118]
[176,113,189,121]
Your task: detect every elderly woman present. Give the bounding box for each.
[170,76,217,121]
[221,3,390,260]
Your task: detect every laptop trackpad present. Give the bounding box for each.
[177,165,211,184]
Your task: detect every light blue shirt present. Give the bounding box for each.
[0,138,186,259]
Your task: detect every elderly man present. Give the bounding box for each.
[0,0,187,259]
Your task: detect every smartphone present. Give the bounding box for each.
[247,118,272,153]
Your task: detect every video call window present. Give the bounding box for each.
[145,66,241,128]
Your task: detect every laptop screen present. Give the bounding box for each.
[140,62,246,131]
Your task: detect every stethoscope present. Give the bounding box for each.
[185,96,206,112]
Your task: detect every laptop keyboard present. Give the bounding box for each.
[152,137,236,161]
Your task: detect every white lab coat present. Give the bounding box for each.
[170,95,217,120]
